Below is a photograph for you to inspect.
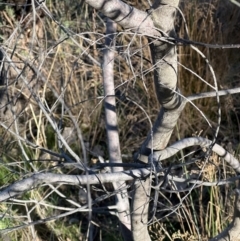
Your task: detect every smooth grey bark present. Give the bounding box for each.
[188,87,240,101]
[85,0,159,35]
[132,1,181,240]
[1,136,240,201]
[1,1,239,240]
[83,1,178,240]
[138,0,182,157]
[85,0,183,153]
[103,18,132,241]
[83,1,240,239]
[148,137,240,173]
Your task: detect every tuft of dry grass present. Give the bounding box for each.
[177,0,240,143]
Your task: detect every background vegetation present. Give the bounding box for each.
[0,0,240,240]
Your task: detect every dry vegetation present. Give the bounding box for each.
[0,0,240,240]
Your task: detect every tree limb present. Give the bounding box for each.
[103,18,132,240]
[188,87,240,101]
[85,0,159,35]
[1,137,239,204]
[132,1,181,240]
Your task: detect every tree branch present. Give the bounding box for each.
[152,137,240,173]
[85,0,159,35]
[188,87,240,101]
[103,18,132,240]
[1,136,239,203]
[132,1,181,240]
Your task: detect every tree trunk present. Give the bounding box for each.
[131,1,181,240]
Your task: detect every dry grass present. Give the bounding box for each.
[177,0,240,142]
[0,0,240,240]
